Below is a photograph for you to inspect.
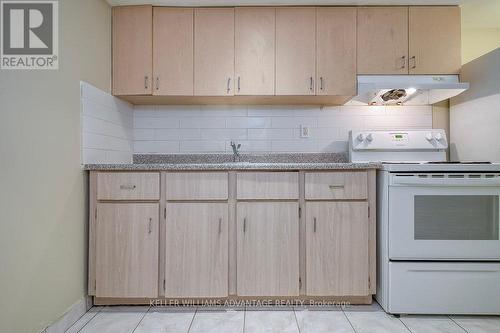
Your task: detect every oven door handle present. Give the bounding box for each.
[391,176,500,187]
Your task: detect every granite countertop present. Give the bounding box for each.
[83,153,382,171]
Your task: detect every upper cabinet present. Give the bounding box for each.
[276,7,316,95]
[235,7,276,96]
[357,7,408,75]
[409,7,461,74]
[358,6,461,75]
[111,5,462,103]
[112,5,153,95]
[153,8,193,95]
[194,8,235,96]
[316,7,357,96]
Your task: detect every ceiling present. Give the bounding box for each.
[106,0,463,6]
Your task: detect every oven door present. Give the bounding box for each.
[389,173,500,260]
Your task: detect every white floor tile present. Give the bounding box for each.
[189,310,244,333]
[342,300,383,312]
[65,307,102,333]
[400,315,466,333]
[294,304,343,311]
[451,316,500,333]
[345,311,410,333]
[245,310,299,333]
[295,310,354,333]
[79,307,148,333]
[134,308,195,333]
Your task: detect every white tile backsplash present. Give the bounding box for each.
[80,84,434,157]
[81,82,133,164]
[132,104,433,154]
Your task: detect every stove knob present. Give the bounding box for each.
[434,132,443,141]
[365,133,373,142]
[425,133,433,141]
[356,133,365,142]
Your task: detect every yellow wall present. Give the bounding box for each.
[462,28,500,64]
[0,0,111,332]
[461,0,500,64]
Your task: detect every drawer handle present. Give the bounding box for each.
[243,218,247,233]
[313,217,317,233]
[148,218,152,234]
[329,184,345,189]
[120,184,136,190]
[218,218,222,234]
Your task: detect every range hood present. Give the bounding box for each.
[348,75,469,105]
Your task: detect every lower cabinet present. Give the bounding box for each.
[90,170,375,303]
[236,202,300,296]
[95,203,159,298]
[165,203,228,297]
[305,202,369,296]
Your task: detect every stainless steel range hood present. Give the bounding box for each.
[348,75,469,105]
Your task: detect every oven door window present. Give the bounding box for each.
[414,195,499,240]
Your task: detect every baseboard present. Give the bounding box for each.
[41,296,92,333]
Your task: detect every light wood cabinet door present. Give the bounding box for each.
[165,203,228,297]
[235,7,275,96]
[95,203,159,298]
[237,202,299,296]
[153,8,193,95]
[112,5,152,95]
[316,8,357,96]
[194,8,235,96]
[409,7,461,74]
[306,202,369,296]
[357,7,408,74]
[276,7,316,95]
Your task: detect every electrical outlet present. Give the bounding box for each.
[300,125,310,138]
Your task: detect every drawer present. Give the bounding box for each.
[166,172,228,200]
[305,171,367,200]
[389,261,500,314]
[97,172,160,200]
[237,172,299,200]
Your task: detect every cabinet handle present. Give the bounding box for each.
[218,218,222,234]
[243,217,246,233]
[313,217,317,233]
[120,184,136,190]
[320,77,324,91]
[329,184,345,189]
[400,56,406,69]
[155,76,159,90]
[148,218,152,234]
[237,76,241,92]
[309,77,314,91]
[410,56,416,69]
[227,77,231,94]
[144,76,149,90]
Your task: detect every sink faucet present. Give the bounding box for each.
[230,141,241,162]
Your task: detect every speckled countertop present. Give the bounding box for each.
[83,153,381,171]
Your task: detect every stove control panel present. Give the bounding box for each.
[350,129,448,151]
[349,129,448,163]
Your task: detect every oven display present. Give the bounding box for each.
[391,133,408,145]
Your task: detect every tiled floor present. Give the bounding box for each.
[65,302,500,333]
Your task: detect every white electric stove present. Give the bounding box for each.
[349,130,500,315]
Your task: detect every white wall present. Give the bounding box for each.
[0,1,111,332]
[450,48,500,162]
[81,82,133,164]
[133,105,433,154]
